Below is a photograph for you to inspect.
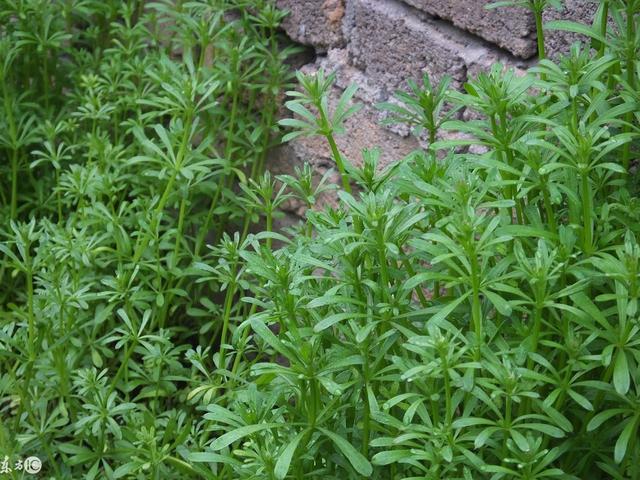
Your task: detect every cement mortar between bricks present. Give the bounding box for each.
[276,0,346,51]
[345,0,469,94]
[343,0,534,97]
[402,0,537,59]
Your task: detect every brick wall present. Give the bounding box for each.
[270,0,595,217]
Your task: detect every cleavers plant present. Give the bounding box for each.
[201,1,640,479]
[0,1,300,478]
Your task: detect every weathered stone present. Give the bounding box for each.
[344,0,476,94]
[276,0,346,52]
[343,0,525,98]
[402,0,537,59]
[312,48,385,105]
[543,0,599,59]
[465,49,534,81]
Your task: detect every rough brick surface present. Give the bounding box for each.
[465,49,534,81]
[313,48,385,105]
[543,0,599,59]
[345,0,481,94]
[403,0,537,59]
[276,0,346,52]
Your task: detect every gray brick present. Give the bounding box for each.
[276,0,346,52]
[465,49,534,81]
[402,0,537,59]
[344,0,483,94]
[543,0,599,59]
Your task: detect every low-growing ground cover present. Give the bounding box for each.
[1,0,640,479]
[0,1,298,478]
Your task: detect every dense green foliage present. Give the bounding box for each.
[2,0,640,479]
[0,1,297,478]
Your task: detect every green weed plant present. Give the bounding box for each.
[0,1,297,478]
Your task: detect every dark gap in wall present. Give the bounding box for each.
[395,0,537,64]
[278,29,317,70]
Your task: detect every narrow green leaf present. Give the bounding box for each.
[614,417,637,464]
[545,20,605,43]
[483,289,512,316]
[588,409,625,432]
[275,430,307,479]
[188,452,241,466]
[452,417,495,428]
[372,450,412,465]
[314,312,365,332]
[318,428,373,476]
[211,424,279,450]
[567,390,593,411]
[613,351,630,395]
[250,317,291,358]
[429,292,471,326]
[510,429,530,452]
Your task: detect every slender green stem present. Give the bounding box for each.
[441,354,452,426]
[506,147,525,224]
[225,92,239,161]
[317,105,351,193]
[108,342,135,397]
[227,303,259,391]
[541,178,557,235]
[10,148,18,220]
[527,303,544,370]
[214,277,236,367]
[502,394,512,461]
[254,104,274,178]
[534,7,546,62]
[157,191,189,328]
[266,208,273,250]
[361,342,371,456]
[622,3,636,172]
[2,74,18,220]
[194,180,222,256]
[470,250,483,359]
[326,133,351,193]
[598,1,610,58]
[491,115,520,222]
[43,49,49,111]
[55,168,62,223]
[581,171,592,254]
[309,377,319,429]
[132,116,191,265]
[152,363,163,415]
[132,170,177,264]
[194,92,238,253]
[377,233,390,298]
